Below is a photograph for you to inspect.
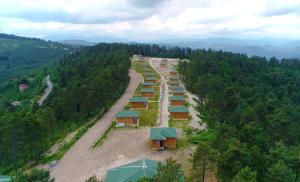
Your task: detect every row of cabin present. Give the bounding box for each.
[168,69,190,120]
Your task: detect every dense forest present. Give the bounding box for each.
[0,43,131,175]
[178,50,300,181]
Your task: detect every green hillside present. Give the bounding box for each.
[0,34,74,83]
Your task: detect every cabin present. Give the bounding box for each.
[150,127,177,150]
[169,76,179,81]
[143,68,152,74]
[143,82,154,88]
[169,80,179,86]
[140,88,155,98]
[169,86,184,92]
[129,97,148,109]
[169,106,189,120]
[145,77,157,83]
[169,96,185,106]
[116,110,139,126]
[169,70,178,76]
[172,89,185,96]
[144,73,156,77]
[105,158,158,182]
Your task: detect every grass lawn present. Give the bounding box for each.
[169,119,190,129]
[139,102,158,126]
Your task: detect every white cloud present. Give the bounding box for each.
[0,0,300,40]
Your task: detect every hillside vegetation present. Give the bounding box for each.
[0,34,74,83]
[0,43,130,174]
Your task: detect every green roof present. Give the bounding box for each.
[143,68,152,71]
[169,106,189,113]
[150,127,177,140]
[0,176,11,182]
[170,86,184,90]
[169,96,185,101]
[169,80,179,84]
[116,110,139,118]
[169,77,178,80]
[170,69,177,73]
[141,88,155,93]
[129,97,147,103]
[173,90,185,93]
[145,77,156,81]
[143,82,154,86]
[144,73,156,76]
[105,158,158,182]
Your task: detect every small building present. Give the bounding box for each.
[169,80,179,86]
[143,82,154,88]
[169,86,184,91]
[19,83,28,93]
[169,70,178,76]
[169,106,189,120]
[169,76,179,81]
[116,110,139,126]
[169,96,185,106]
[150,127,177,150]
[129,97,148,109]
[144,73,156,77]
[140,88,155,98]
[143,68,153,74]
[0,176,11,182]
[105,158,158,182]
[145,77,157,83]
[173,89,185,96]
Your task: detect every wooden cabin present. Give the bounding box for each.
[150,127,177,150]
[143,82,154,88]
[169,80,179,86]
[169,70,178,76]
[143,68,153,74]
[169,76,179,81]
[169,96,185,106]
[140,88,155,98]
[116,110,139,126]
[144,73,156,77]
[169,86,184,92]
[145,77,157,83]
[129,97,148,110]
[172,89,185,96]
[169,106,189,120]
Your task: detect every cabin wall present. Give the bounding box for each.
[141,92,155,98]
[116,117,138,125]
[131,102,147,109]
[173,93,184,96]
[170,100,184,106]
[166,138,176,148]
[170,112,189,120]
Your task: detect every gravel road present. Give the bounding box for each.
[50,69,140,182]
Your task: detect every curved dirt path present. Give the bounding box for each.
[50,69,140,182]
[37,75,53,106]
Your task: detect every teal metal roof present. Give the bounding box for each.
[169,77,179,80]
[145,77,156,81]
[129,97,147,103]
[105,158,158,182]
[143,68,152,71]
[170,86,184,90]
[169,96,185,101]
[150,127,177,140]
[141,88,155,93]
[116,110,139,118]
[173,90,185,93]
[144,73,156,76]
[169,80,179,84]
[169,106,189,113]
[0,176,11,182]
[143,82,154,86]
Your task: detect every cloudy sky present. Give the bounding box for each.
[0,0,300,41]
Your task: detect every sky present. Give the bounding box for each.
[0,0,300,41]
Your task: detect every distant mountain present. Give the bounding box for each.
[0,33,75,83]
[59,39,97,46]
[152,38,300,59]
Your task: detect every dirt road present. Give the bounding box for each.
[37,75,53,106]
[50,69,140,182]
